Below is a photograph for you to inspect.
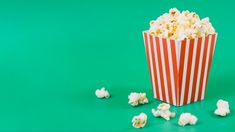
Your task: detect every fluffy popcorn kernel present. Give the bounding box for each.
[214,99,230,116]
[138,93,149,104]
[95,87,110,98]
[128,92,148,106]
[132,113,147,128]
[152,103,175,120]
[178,113,198,126]
[148,8,216,40]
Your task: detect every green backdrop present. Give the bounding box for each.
[0,0,234,131]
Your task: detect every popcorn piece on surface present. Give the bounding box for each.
[132,113,147,128]
[95,87,110,98]
[178,113,198,126]
[148,8,216,40]
[128,92,148,106]
[138,93,149,104]
[152,103,175,120]
[128,92,139,106]
[214,99,230,116]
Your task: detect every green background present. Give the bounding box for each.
[0,0,234,131]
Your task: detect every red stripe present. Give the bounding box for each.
[144,33,155,96]
[156,37,167,101]
[162,39,173,104]
[197,36,210,100]
[183,39,195,105]
[178,40,186,105]
[191,38,202,102]
[203,34,216,99]
[170,40,178,105]
[149,35,160,99]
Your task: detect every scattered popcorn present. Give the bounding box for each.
[95,87,110,98]
[214,99,230,116]
[128,92,148,106]
[148,8,216,40]
[132,113,147,128]
[178,113,198,126]
[152,103,175,120]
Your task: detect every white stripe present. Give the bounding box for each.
[187,38,198,104]
[153,37,163,100]
[201,36,212,100]
[176,40,181,105]
[147,35,157,98]
[167,39,176,105]
[194,37,206,102]
[180,40,190,106]
[159,38,170,103]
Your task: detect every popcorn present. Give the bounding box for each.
[95,87,110,98]
[128,92,148,106]
[132,113,147,128]
[214,99,230,116]
[149,8,215,40]
[178,113,198,126]
[152,103,175,120]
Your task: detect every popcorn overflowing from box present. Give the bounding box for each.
[149,8,215,40]
[143,8,218,106]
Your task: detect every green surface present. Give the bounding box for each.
[0,0,235,131]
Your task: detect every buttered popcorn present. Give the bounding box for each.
[128,92,148,106]
[132,113,147,128]
[152,103,176,120]
[149,8,215,40]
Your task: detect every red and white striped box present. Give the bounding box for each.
[143,31,217,106]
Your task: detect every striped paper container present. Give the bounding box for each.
[143,31,217,106]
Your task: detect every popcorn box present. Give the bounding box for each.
[143,31,217,106]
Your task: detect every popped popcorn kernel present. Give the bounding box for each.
[152,103,175,120]
[128,92,148,106]
[95,87,110,98]
[148,8,216,40]
[178,113,198,126]
[132,113,147,128]
[214,99,230,116]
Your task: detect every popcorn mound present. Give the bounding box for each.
[152,103,175,120]
[148,8,216,40]
[214,99,230,116]
[128,92,149,106]
[132,113,147,128]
